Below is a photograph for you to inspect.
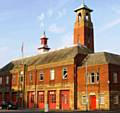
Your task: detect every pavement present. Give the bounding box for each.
[0,109,119,113]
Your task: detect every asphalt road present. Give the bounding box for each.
[0,109,119,113]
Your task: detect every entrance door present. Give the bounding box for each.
[0,93,2,105]
[48,91,56,110]
[38,91,44,109]
[60,90,70,110]
[28,92,35,108]
[89,95,96,110]
[5,92,10,102]
[12,92,17,105]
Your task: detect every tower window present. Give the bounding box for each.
[86,13,89,21]
[78,13,81,22]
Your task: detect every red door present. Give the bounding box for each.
[48,91,56,110]
[90,95,96,110]
[28,92,35,108]
[12,92,17,105]
[60,90,70,110]
[38,91,44,109]
[0,93,2,105]
[5,92,10,102]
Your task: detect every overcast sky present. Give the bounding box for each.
[0,0,120,68]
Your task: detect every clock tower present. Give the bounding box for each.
[74,3,94,52]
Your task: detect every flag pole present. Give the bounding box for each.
[21,42,25,108]
[21,42,24,65]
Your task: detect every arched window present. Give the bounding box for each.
[78,13,81,22]
[86,13,89,21]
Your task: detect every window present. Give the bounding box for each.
[6,76,9,85]
[90,73,95,84]
[62,68,68,79]
[20,76,23,82]
[96,72,99,83]
[113,72,118,83]
[82,96,87,105]
[0,77,2,85]
[89,72,99,84]
[40,95,44,103]
[20,71,24,82]
[50,69,55,80]
[113,95,119,104]
[29,73,33,82]
[31,95,34,103]
[39,72,44,81]
[99,94,104,104]
[12,75,16,84]
[78,13,81,22]
[51,94,56,103]
[39,92,44,103]
[86,13,89,21]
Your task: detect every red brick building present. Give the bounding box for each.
[0,3,120,111]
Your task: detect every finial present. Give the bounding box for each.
[43,31,46,35]
[43,31,46,37]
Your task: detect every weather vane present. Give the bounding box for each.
[82,0,85,5]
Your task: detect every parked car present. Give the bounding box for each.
[0,101,18,110]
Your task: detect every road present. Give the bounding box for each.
[0,109,119,113]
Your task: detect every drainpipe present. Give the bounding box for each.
[34,65,37,108]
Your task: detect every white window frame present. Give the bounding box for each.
[50,69,55,80]
[89,72,99,84]
[99,94,105,104]
[12,75,16,84]
[96,72,99,83]
[62,68,68,79]
[113,72,118,83]
[29,73,33,82]
[0,77,2,85]
[114,95,119,104]
[82,95,87,105]
[39,72,44,81]
[90,73,95,84]
[6,76,9,85]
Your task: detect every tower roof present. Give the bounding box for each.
[74,3,93,12]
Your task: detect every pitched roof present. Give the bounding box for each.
[1,44,92,72]
[81,52,120,66]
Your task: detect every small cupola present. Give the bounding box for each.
[38,32,50,53]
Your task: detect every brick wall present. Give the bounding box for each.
[77,64,110,110]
